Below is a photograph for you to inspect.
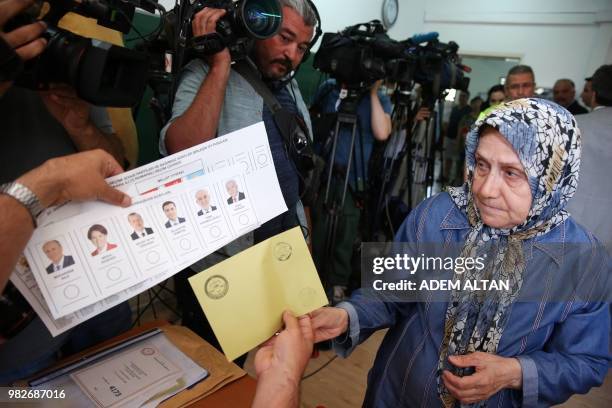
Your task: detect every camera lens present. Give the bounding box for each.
[240,0,282,39]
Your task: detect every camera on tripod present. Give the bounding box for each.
[313,20,470,101]
[4,0,156,107]
[404,37,470,106]
[182,0,282,61]
[313,20,391,88]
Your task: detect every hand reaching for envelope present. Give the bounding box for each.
[310,307,349,343]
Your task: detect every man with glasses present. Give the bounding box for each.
[505,65,536,100]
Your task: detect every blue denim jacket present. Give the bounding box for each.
[335,192,610,407]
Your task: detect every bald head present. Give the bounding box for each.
[553,78,576,107]
[195,189,211,209]
[43,240,64,264]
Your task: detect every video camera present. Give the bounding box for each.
[313,20,470,100]
[3,0,162,107]
[179,0,282,62]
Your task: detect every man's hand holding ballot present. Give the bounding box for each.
[252,311,314,408]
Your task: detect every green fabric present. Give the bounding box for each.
[312,180,361,287]
[123,11,166,166]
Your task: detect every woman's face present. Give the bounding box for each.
[472,128,532,229]
[90,230,107,250]
[489,90,505,106]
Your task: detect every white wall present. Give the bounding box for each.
[392,0,612,89]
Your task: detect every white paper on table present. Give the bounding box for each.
[20,122,287,320]
[30,333,207,408]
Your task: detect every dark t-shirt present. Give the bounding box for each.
[0,87,114,182]
[0,87,79,182]
[566,100,588,116]
[0,87,87,339]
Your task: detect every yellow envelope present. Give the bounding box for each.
[188,227,328,361]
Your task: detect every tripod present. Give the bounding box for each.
[371,86,415,239]
[410,96,445,206]
[316,86,367,296]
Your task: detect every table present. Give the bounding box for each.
[26,321,257,407]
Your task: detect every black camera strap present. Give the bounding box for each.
[232,59,309,159]
[232,59,283,115]
[233,59,316,188]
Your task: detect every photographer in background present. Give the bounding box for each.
[310,78,392,302]
[161,0,318,362]
[0,0,131,384]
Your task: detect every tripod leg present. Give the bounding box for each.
[321,118,358,297]
[339,121,358,209]
[324,120,343,205]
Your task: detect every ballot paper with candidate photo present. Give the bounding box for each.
[21,122,288,320]
[188,227,328,361]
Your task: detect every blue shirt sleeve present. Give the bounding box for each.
[311,79,337,112]
[331,195,431,358]
[333,301,361,358]
[519,300,610,406]
[378,92,393,115]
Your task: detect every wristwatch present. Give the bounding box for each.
[0,182,45,227]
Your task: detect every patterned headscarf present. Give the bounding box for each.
[438,98,581,408]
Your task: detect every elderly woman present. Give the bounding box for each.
[311,99,610,407]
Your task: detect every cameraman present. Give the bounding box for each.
[161,0,317,359]
[0,0,131,383]
[310,78,392,302]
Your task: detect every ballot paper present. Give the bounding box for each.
[31,332,207,408]
[19,122,287,320]
[10,255,173,337]
[188,227,328,361]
